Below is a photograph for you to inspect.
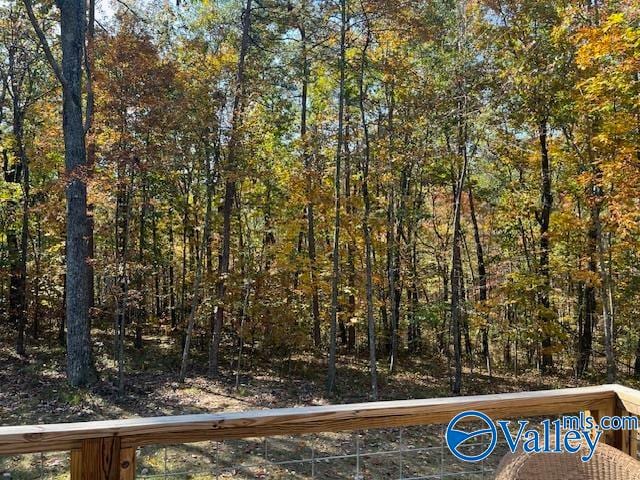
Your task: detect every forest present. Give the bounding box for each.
[0,0,639,407]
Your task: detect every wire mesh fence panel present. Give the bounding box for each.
[0,452,70,480]
[134,425,503,480]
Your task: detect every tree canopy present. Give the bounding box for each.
[1,0,639,396]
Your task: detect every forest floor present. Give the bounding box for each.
[1,328,638,479]
[0,330,604,426]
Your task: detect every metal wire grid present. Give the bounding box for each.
[0,451,68,479]
[0,426,510,479]
[136,425,506,480]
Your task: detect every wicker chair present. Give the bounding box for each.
[495,442,640,479]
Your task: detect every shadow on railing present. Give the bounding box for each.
[0,384,638,479]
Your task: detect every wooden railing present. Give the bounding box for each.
[0,384,638,479]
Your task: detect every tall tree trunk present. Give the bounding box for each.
[461,271,472,363]
[2,36,31,354]
[504,304,513,366]
[32,215,42,339]
[407,182,424,354]
[327,0,347,394]
[468,185,490,375]
[345,123,356,353]
[114,163,133,396]
[8,103,27,355]
[574,109,602,377]
[168,222,177,329]
[180,155,214,382]
[358,24,378,398]
[307,202,321,347]
[135,180,148,350]
[387,89,399,374]
[58,0,96,386]
[235,282,251,390]
[537,118,554,372]
[378,287,389,354]
[598,225,616,382]
[209,0,253,377]
[451,168,467,394]
[298,2,321,349]
[205,138,217,279]
[152,206,162,318]
[451,19,469,391]
[262,186,276,270]
[8,231,25,355]
[407,215,421,354]
[25,0,97,381]
[577,203,597,377]
[438,263,449,354]
[180,195,189,325]
[390,162,408,370]
[19,166,28,355]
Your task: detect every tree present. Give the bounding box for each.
[468,184,490,375]
[0,1,50,354]
[358,5,377,398]
[327,0,347,394]
[93,13,175,393]
[209,0,253,377]
[24,0,97,386]
[5,0,640,398]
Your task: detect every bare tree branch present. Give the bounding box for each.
[22,0,66,88]
[114,0,147,24]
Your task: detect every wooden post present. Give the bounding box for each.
[70,437,125,480]
[119,447,136,480]
[70,449,82,479]
[589,399,616,446]
[613,406,638,458]
[587,409,601,443]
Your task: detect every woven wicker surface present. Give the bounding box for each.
[494,442,640,479]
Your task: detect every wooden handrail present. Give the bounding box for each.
[0,384,636,480]
[613,384,640,416]
[0,384,618,454]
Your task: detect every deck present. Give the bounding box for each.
[0,384,638,479]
